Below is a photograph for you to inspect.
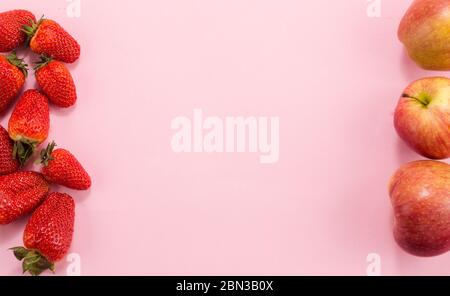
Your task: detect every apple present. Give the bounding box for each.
[389,160,450,257]
[394,77,450,160]
[398,0,450,70]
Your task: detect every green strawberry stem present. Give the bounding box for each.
[22,16,45,45]
[11,247,55,276]
[13,140,39,167]
[39,141,56,166]
[6,51,28,77]
[34,55,53,71]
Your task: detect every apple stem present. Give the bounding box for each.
[402,94,430,107]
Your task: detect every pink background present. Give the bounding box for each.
[0,0,449,276]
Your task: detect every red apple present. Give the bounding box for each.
[389,160,450,257]
[398,0,450,70]
[394,77,450,160]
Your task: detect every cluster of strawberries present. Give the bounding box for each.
[0,10,90,276]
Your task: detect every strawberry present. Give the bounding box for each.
[0,125,19,175]
[0,52,28,113]
[40,142,91,190]
[0,10,36,52]
[0,171,49,225]
[35,55,77,108]
[23,18,80,63]
[8,89,50,166]
[11,192,75,276]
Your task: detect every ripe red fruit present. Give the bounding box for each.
[398,0,450,70]
[0,125,19,175]
[394,77,450,160]
[0,52,28,113]
[35,55,77,108]
[8,89,50,166]
[0,171,49,225]
[0,10,36,52]
[40,142,91,190]
[390,161,450,257]
[23,18,80,63]
[11,192,75,276]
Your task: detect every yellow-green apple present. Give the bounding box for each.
[389,161,450,257]
[398,0,450,70]
[394,77,450,160]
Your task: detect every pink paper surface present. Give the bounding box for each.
[0,0,449,276]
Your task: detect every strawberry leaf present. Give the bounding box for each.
[11,248,55,276]
[10,247,30,261]
[13,139,38,167]
[39,141,57,166]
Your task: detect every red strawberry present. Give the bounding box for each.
[11,192,75,276]
[40,142,91,190]
[0,125,19,175]
[0,10,36,52]
[0,52,28,113]
[23,18,80,63]
[0,171,49,225]
[8,89,50,166]
[35,55,77,107]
